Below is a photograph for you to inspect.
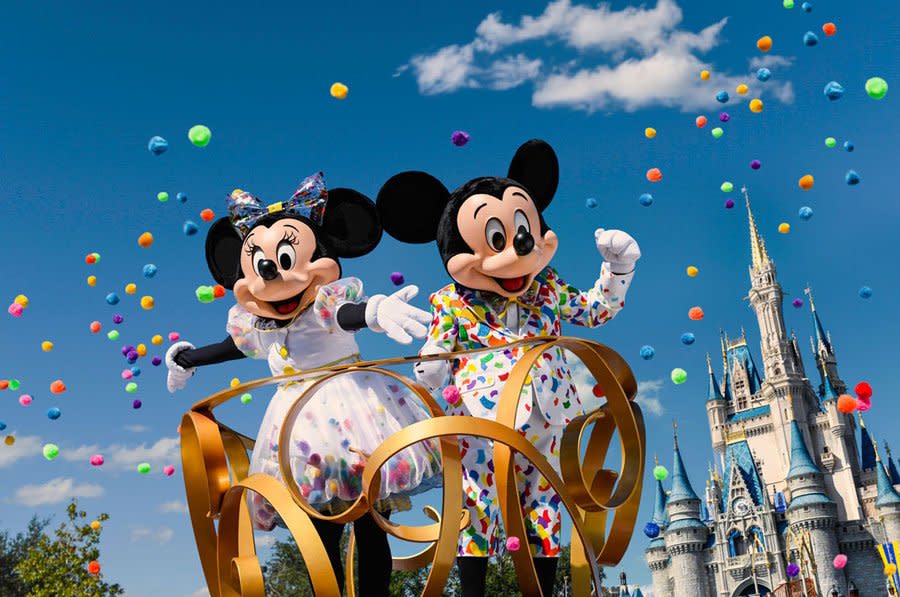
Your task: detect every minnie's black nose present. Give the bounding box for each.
[513,230,535,256]
[257,259,279,281]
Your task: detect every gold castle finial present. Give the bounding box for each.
[654,453,659,466]
[804,286,817,311]
[745,186,770,270]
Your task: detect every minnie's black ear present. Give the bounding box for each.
[319,188,382,258]
[376,172,450,244]
[507,139,559,212]
[205,218,243,289]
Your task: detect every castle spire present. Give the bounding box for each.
[670,424,700,501]
[787,420,820,479]
[745,186,770,270]
[720,332,733,401]
[872,435,900,507]
[858,412,877,470]
[886,442,900,485]
[706,353,723,401]
[805,286,833,354]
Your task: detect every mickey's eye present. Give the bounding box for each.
[485,218,506,252]
[514,210,530,234]
[251,247,266,276]
[276,241,296,270]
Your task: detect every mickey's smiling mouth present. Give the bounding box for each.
[492,275,528,293]
[268,291,304,315]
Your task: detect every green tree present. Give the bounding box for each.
[14,500,124,597]
[0,516,48,596]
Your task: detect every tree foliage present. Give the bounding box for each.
[12,500,124,597]
[0,516,47,596]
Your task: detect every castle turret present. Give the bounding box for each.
[875,443,900,541]
[784,420,845,592]
[644,469,671,596]
[664,427,710,597]
[806,287,846,397]
[705,353,728,459]
[887,443,900,485]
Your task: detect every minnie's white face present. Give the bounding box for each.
[232,219,339,319]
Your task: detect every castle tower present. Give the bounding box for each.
[874,441,900,542]
[784,420,845,592]
[644,460,671,596]
[806,287,846,396]
[744,188,799,382]
[664,428,710,597]
[705,353,728,460]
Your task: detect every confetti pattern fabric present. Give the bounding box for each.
[418,264,633,556]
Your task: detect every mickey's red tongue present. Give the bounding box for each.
[499,276,526,292]
[275,300,298,314]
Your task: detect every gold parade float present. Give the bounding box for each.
[179,337,646,596]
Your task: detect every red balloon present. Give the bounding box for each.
[592,383,605,398]
[854,381,873,400]
[87,560,101,575]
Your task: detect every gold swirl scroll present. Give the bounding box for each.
[179,336,645,597]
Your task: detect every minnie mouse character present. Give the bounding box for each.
[165,173,441,596]
[377,140,640,597]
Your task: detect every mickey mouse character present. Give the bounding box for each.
[165,173,441,596]
[377,140,640,597]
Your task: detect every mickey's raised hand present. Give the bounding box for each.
[594,228,641,274]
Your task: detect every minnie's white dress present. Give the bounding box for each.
[227,278,442,529]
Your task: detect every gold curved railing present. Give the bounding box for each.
[180,336,645,597]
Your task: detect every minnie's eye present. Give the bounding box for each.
[276,241,296,270]
[251,248,266,276]
[485,218,506,252]
[514,210,530,234]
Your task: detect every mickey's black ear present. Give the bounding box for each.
[205,218,243,289]
[507,139,559,211]
[320,188,382,258]
[376,172,450,244]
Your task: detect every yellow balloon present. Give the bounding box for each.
[125,283,137,295]
[736,83,749,95]
[749,98,764,113]
[41,341,54,352]
[700,70,710,81]
[885,563,897,576]
[644,127,657,139]
[778,223,790,234]
[330,82,349,100]
[686,266,699,277]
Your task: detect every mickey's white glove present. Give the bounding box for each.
[414,346,451,392]
[365,285,431,345]
[166,341,196,393]
[595,229,641,274]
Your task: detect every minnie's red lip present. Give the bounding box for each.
[268,292,304,315]
[493,275,527,293]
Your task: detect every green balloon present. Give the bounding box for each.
[653,465,669,481]
[125,382,138,393]
[107,330,120,341]
[671,368,688,385]
[43,443,60,461]
[9,379,20,391]
[825,137,836,148]
[157,191,169,202]
[865,77,888,100]
[240,393,253,405]
[711,127,724,139]
[195,285,215,304]
[783,0,794,7]
[188,124,212,147]
[137,462,151,475]
[721,181,734,193]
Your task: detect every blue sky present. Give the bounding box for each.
[0,0,897,595]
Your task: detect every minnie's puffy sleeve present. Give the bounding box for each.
[314,277,366,333]
[553,264,634,328]
[226,304,266,358]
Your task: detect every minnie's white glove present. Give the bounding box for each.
[365,285,431,345]
[165,341,196,393]
[414,346,451,392]
[595,229,641,274]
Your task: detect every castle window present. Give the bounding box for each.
[728,529,747,556]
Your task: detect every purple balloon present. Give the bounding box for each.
[787,563,800,577]
[719,112,730,122]
[390,272,405,286]
[750,159,762,170]
[451,130,470,147]
[725,199,735,209]
[792,298,804,308]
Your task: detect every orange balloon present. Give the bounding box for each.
[87,560,101,575]
[757,36,773,52]
[823,22,836,36]
[688,306,705,321]
[646,168,663,182]
[799,175,815,191]
[695,115,708,128]
[837,394,857,414]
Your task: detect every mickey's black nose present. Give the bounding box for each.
[257,259,279,281]
[513,230,535,256]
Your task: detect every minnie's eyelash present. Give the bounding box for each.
[281,231,299,245]
[244,242,260,256]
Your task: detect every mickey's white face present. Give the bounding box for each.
[232,218,339,319]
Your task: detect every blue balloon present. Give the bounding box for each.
[643,522,661,539]
[183,220,199,236]
[47,407,61,420]
[106,292,120,305]
[845,170,860,185]
[824,81,844,100]
[843,140,854,152]
[142,263,158,278]
[176,191,188,203]
[147,136,168,156]
[681,332,696,346]
[585,197,598,209]
[798,206,813,220]
[801,1,812,11]
[639,193,653,207]
[756,68,772,82]
[130,366,141,378]
[640,345,656,360]
[803,31,819,46]
[0,421,6,431]
[859,286,873,299]
[715,90,730,103]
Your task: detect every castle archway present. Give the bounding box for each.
[731,578,771,597]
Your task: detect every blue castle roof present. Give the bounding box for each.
[860,425,877,471]
[787,420,821,479]
[651,479,668,526]
[727,404,771,423]
[707,355,723,401]
[727,343,763,395]
[670,440,700,502]
[875,458,900,507]
[788,493,832,510]
[722,440,766,508]
[889,456,900,485]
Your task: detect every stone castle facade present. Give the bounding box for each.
[644,190,900,597]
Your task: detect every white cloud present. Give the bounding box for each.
[0,435,42,468]
[403,0,794,112]
[61,436,179,471]
[159,499,188,514]
[124,424,149,433]
[255,534,276,549]
[187,588,210,597]
[130,526,174,544]
[749,54,794,69]
[14,477,104,505]
[635,379,665,416]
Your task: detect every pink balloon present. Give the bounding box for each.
[833,554,848,569]
[857,395,872,412]
[90,454,104,466]
[19,394,32,406]
[163,465,175,477]
[506,536,521,552]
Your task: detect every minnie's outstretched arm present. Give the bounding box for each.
[165,337,246,393]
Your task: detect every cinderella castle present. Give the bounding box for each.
[643,190,900,596]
